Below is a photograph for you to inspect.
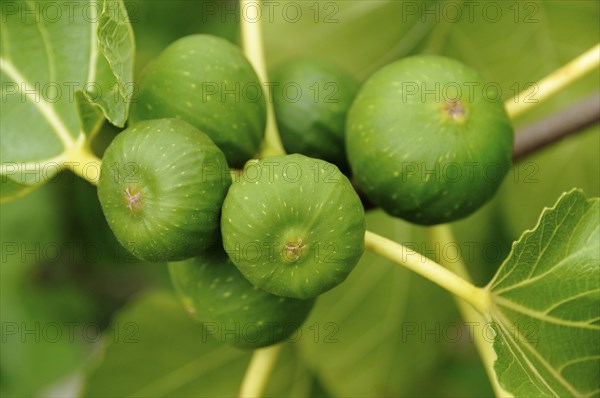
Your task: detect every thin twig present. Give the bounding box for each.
[514,91,600,160]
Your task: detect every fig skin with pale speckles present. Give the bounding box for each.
[98,118,231,262]
[168,247,314,349]
[346,55,513,225]
[271,59,359,171]
[221,154,365,300]
[129,34,266,168]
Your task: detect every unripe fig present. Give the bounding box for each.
[98,118,231,262]
[130,34,266,168]
[221,154,365,299]
[169,247,314,349]
[346,55,513,224]
[272,59,359,172]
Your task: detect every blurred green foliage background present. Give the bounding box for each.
[1,1,598,397]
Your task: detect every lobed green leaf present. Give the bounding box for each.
[488,190,600,397]
[0,0,134,201]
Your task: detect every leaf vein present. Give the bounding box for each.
[491,248,595,296]
[495,317,560,397]
[87,0,99,84]
[495,309,580,396]
[544,290,599,315]
[26,0,56,82]
[0,57,75,148]
[494,295,600,330]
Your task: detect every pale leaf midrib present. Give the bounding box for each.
[494,295,600,330]
[0,57,76,149]
[494,309,581,397]
[495,319,560,397]
[27,0,56,82]
[0,153,68,176]
[87,0,99,85]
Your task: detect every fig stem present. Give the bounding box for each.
[237,5,289,395]
[240,0,286,158]
[427,225,511,398]
[505,43,600,120]
[238,343,283,398]
[364,230,490,315]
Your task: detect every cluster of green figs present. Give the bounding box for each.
[98,34,513,348]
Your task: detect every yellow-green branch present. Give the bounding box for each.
[505,43,600,119]
[364,230,490,315]
[240,0,286,158]
[238,344,282,397]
